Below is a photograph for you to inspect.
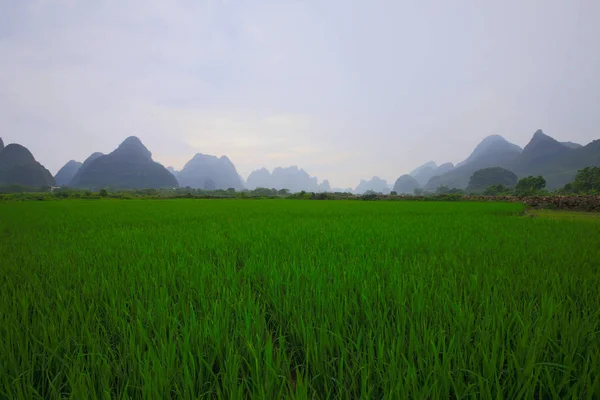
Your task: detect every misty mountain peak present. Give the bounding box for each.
[179,153,244,190]
[463,135,522,164]
[527,130,561,147]
[68,152,104,187]
[121,136,143,146]
[355,176,389,194]
[528,129,558,143]
[116,136,152,159]
[410,161,437,175]
[55,160,83,186]
[0,144,36,167]
[561,141,582,149]
[479,134,511,145]
[0,143,56,186]
[0,137,4,151]
[190,153,221,163]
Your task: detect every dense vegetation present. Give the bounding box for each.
[466,167,518,193]
[1,200,599,398]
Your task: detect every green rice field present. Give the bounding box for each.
[1,200,599,399]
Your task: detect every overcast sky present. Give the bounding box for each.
[1,0,599,188]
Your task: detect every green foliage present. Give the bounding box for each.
[1,200,599,398]
[515,175,546,196]
[436,186,467,195]
[467,167,518,193]
[483,184,513,196]
[563,166,600,194]
[447,188,465,195]
[0,184,48,194]
[390,191,397,195]
[98,189,108,197]
[435,185,450,194]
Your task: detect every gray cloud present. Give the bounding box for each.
[1,0,599,187]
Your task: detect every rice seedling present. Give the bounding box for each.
[0,200,598,399]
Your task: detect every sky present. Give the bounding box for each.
[1,0,599,188]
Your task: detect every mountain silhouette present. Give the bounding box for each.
[246,166,329,193]
[177,154,244,190]
[318,180,332,192]
[69,152,104,187]
[55,160,82,186]
[246,167,272,189]
[355,176,389,194]
[393,174,420,194]
[511,130,600,188]
[561,141,582,149]
[422,130,600,190]
[410,161,455,186]
[424,135,522,190]
[72,137,178,189]
[167,166,179,177]
[410,161,438,186]
[0,142,56,187]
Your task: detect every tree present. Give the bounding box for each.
[515,176,546,196]
[483,184,512,196]
[569,166,600,194]
[390,191,397,195]
[413,188,424,196]
[99,189,108,197]
[467,167,518,193]
[447,188,465,195]
[277,188,290,196]
[435,185,450,195]
[203,179,216,191]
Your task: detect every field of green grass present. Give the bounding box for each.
[1,200,599,399]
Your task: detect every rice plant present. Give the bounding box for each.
[0,200,598,399]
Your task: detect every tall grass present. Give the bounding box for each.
[0,200,599,399]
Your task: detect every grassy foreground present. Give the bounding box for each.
[0,200,599,399]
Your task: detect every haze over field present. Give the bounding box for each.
[1,0,600,188]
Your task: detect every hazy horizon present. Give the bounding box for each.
[2,0,599,188]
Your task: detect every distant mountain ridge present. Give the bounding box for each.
[410,161,455,186]
[0,140,56,187]
[69,152,103,187]
[55,160,82,186]
[511,130,600,188]
[355,176,389,194]
[177,153,244,190]
[246,166,329,193]
[72,137,178,189]
[393,174,420,194]
[561,141,582,149]
[420,130,600,190]
[423,135,523,191]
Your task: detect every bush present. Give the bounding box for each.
[515,176,546,196]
